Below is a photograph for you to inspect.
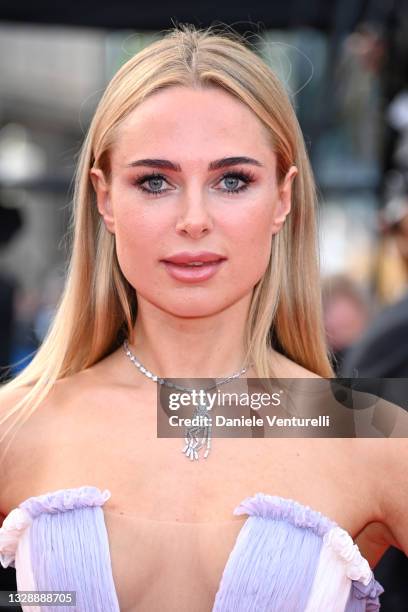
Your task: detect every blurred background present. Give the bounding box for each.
[0,1,407,610]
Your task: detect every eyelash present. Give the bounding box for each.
[132,170,256,197]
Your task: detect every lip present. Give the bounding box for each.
[160,251,227,283]
[161,251,226,264]
[162,260,226,282]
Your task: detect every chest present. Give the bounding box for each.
[103,511,246,611]
[3,408,372,527]
[1,413,380,611]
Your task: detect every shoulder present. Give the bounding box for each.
[335,398,408,556]
[330,437,407,567]
[0,384,35,444]
[0,350,126,455]
[0,384,36,518]
[375,436,408,554]
[0,346,130,452]
[268,352,408,555]
[0,369,105,515]
[350,427,408,558]
[0,373,87,430]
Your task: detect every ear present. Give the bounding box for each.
[271,165,298,234]
[89,167,115,234]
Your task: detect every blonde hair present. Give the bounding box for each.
[0,24,334,460]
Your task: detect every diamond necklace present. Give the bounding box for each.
[123,339,251,461]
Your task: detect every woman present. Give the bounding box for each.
[0,24,406,612]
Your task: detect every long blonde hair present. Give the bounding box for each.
[0,24,334,459]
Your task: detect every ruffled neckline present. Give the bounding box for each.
[0,486,111,569]
[0,486,385,609]
[234,492,384,608]
[19,485,111,518]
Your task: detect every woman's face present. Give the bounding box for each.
[90,85,297,317]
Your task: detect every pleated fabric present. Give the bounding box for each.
[0,487,384,611]
[0,486,120,611]
[213,493,384,611]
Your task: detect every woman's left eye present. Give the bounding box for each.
[133,170,255,197]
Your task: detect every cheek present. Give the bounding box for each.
[113,205,166,287]
[117,212,159,247]
[226,204,274,277]
[112,181,168,240]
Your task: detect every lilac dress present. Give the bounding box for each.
[0,486,384,611]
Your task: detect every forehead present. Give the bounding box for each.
[111,86,275,166]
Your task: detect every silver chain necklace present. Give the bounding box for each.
[123,339,251,461]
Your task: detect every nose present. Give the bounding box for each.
[175,188,214,238]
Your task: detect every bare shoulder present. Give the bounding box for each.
[0,371,89,427]
[0,383,37,519]
[0,367,106,516]
[0,346,129,465]
[268,352,408,559]
[374,436,408,555]
[355,396,408,523]
[0,383,37,448]
[347,433,408,563]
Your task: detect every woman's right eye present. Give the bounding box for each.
[133,173,170,196]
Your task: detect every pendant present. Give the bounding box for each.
[181,401,212,460]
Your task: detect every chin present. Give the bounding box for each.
[157,298,231,318]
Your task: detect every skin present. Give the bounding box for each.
[90,85,298,379]
[1,85,408,612]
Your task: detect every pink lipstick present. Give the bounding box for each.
[161,251,227,283]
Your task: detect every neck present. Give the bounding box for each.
[127,294,254,380]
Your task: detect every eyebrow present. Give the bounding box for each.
[125,156,264,171]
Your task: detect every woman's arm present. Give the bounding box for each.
[380,437,408,556]
[355,402,408,562]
